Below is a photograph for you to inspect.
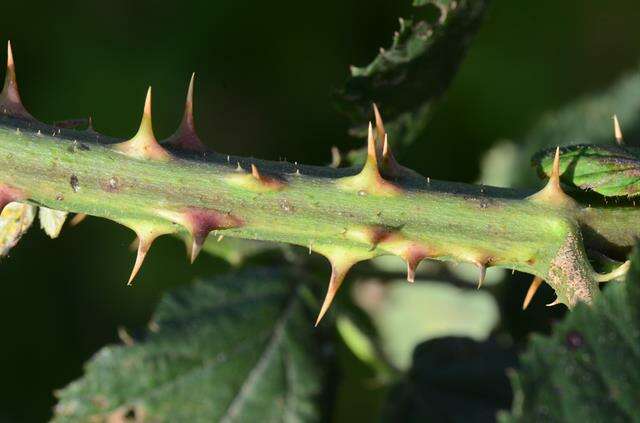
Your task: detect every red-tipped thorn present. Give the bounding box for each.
[522,276,543,310]
[0,41,32,119]
[165,73,207,152]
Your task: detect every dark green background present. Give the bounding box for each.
[2,1,639,421]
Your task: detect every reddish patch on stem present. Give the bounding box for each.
[183,207,243,262]
[0,185,25,212]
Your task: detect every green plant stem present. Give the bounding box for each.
[0,115,636,307]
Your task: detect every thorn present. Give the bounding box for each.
[251,164,261,181]
[546,298,561,307]
[329,146,341,168]
[550,146,561,190]
[165,73,206,151]
[336,121,401,196]
[613,115,624,145]
[522,276,543,310]
[315,259,354,326]
[313,247,374,326]
[372,103,385,156]
[528,147,575,207]
[69,213,87,226]
[227,163,285,192]
[596,260,631,282]
[158,208,242,264]
[0,41,32,119]
[366,121,377,162]
[127,227,165,285]
[113,87,172,161]
[476,263,486,289]
[406,260,417,283]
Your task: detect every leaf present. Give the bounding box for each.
[532,144,640,197]
[0,202,36,256]
[517,66,640,186]
[353,279,499,370]
[336,0,490,147]
[39,206,68,238]
[53,267,326,423]
[382,337,516,422]
[499,242,640,422]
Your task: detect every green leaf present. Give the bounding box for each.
[0,202,36,256]
[336,0,489,147]
[53,267,327,423]
[532,144,640,197]
[499,242,640,422]
[353,279,499,370]
[382,337,516,422]
[518,66,640,186]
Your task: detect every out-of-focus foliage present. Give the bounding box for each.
[517,67,640,187]
[337,0,490,148]
[383,337,516,422]
[53,267,326,423]
[353,279,499,370]
[500,243,640,422]
[533,144,640,197]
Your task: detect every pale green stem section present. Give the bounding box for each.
[0,116,637,306]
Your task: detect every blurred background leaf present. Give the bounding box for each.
[382,337,516,422]
[53,267,328,423]
[514,67,640,188]
[353,278,500,371]
[499,243,640,422]
[337,0,490,160]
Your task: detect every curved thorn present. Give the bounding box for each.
[315,261,352,326]
[406,260,417,283]
[522,276,543,310]
[330,146,341,168]
[550,147,561,190]
[476,263,486,289]
[127,231,155,285]
[69,213,87,226]
[596,260,631,282]
[613,115,624,145]
[251,164,261,181]
[546,298,561,307]
[315,255,358,326]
